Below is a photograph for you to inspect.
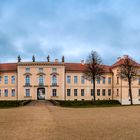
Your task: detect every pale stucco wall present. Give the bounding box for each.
[112,67,140,105]
[65,72,113,100]
[0,72,17,100]
[17,62,65,100]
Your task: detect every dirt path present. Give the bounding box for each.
[1,101,140,140]
[0,101,56,140]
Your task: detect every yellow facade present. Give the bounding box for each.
[0,58,140,105]
[0,72,17,100]
[17,62,65,100]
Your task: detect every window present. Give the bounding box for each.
[11,89,15,97]
[52,68,57,72]
[0,76,2,83]
[102,89,105,96]
[97,78,100,84]
[81,76,85,84]
[91,89,94,96]
[74,89,78,96]
[138,78,140,85]
[97,89,100,96]
[128,92,130,97]
[52,75,57,85]
[81,89,84,96]
[108,89,111,96]
[4,89,8,97]
[25,75,30,85]
[138,89,140,96]
[102,77,106,84]
[4,76,8,84]
[67,89,71,96]
[117,89,119,96]
[128,89,130,97]
[39,75,44,85]
[117,77,119,84]
[25,89,30,97]
[52,89,57,96]
[38,68,43,72]
[25,68,30,72]
[0,89,1,96]
[11,76,15,84]
[67,76,71,84]
[108,77,111,84]
[74,76,78,84]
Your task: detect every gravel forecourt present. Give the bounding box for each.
[0,101,140,140]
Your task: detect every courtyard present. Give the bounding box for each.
[0,101,140,140]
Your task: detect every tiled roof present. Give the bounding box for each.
[101,65,112,73]
[111,57,140,68]
[65,63,85,72]
[65,63,112,73]
[0,63,17,72]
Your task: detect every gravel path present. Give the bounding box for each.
[0,101,140,140]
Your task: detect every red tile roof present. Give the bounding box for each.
[65,63,112,73]
[2,60,136,73]
[111,58,140,68]
[0,63,17,72]
[65,63,85,72]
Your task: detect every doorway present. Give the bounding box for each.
[37,88,45,100]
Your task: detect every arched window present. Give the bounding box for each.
[26,75,30,85]
[52,75,57,85]
[39,75,44,85]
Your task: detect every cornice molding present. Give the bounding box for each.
[17,62,65,66]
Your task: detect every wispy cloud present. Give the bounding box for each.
[0,0,140,64]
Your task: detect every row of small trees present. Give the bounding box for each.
[84,51,139,105]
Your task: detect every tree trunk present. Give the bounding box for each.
[92,77,96,101]
[128,79,133,105]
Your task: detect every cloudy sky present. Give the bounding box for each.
[0,0,140,65]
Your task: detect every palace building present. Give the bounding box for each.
[0,55,140,105]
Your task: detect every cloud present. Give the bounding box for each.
[0,0,140,65]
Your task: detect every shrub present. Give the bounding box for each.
[56,100,121,107]
[0,100,31,108]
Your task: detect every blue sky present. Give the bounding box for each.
[0,0,140,65]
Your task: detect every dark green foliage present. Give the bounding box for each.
[57,100,121,107]
[50,99,60,106]
[0,100,31,108]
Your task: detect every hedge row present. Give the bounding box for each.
[0,100,31,108]
[56,100,121,107]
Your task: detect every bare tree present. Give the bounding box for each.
[117,56,139,105]
[83,51,104,101]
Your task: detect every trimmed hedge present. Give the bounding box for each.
[56,100,121,107]
[0,100,31,108]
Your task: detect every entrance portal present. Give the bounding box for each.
[37,88,45,100]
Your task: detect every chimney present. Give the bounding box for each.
[117,57,121,61]
[123,55,128,59]
[55,59,58,63]
[81,60,85,65]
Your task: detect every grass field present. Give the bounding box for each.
[0,101,140,140]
